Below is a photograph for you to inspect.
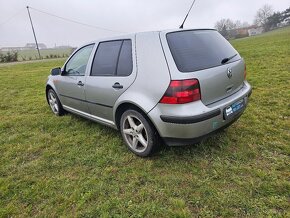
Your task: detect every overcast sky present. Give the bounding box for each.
[0,0,289,48]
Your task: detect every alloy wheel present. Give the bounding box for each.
[122,115,148,153]
[48,91,59,114]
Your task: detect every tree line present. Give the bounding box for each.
[215,5,290,39]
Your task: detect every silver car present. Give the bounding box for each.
[46,29,252,156]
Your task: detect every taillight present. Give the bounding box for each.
[160,79,201,104]
[244,64,247,80]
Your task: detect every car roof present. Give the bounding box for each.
[80,28,217,47]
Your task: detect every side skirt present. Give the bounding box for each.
[63,105,117,129]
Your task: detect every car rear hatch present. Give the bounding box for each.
[160,29,245,105]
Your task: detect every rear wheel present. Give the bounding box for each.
[47,89,65,116]
[120,110,159,157]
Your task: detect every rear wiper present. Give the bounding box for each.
[221,54,237,64]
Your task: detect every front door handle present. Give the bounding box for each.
[77,81,84,86]
[112,82,123,89]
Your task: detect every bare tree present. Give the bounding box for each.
[235,20,242,29]
[254,4,274,30]
[215,19,227,32]
[214,18,236,38]
[215,19,233,31]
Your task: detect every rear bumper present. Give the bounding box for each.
[163,112,243,146]
[148,81,252,146]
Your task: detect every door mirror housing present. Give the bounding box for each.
[51,67,61,76]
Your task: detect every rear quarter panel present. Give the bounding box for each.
[113,31,171,120]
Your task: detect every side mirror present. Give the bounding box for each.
[51,67,61,76]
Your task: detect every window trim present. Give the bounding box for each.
[89,39,133,77]
[62,43,95,77]
[114,40,124,76]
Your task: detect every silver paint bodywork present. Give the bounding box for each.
[148,81,251,139]
[46,29,252,144]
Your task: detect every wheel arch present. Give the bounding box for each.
[45,84,54,104]
[45,83,62,105]
[114,102,160,137]
[114,102,146,129]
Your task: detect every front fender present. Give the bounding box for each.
[45,76,62,104]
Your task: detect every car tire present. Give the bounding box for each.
[47,89,65,116]
[120,109,160,157]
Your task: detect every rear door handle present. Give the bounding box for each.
[112,82,123,89]
[77,81,84,86]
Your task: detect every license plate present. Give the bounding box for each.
[224,98,245,119]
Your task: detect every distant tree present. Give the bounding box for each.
[214,18,236,38]
[220,25,228,37]
[260,6,290,30]
[254,4,274,31]
[265,12,282,30]
[281,7,290,24]
[215,19,233,32]
[235,20,242,28]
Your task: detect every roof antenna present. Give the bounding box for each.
[179,0,197,29]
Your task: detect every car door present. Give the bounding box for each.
[85,39,136,122]
[56,44,94,113]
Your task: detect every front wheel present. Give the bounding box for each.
[47,89,65,116]
[120,110,160,157]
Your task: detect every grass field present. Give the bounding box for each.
[0,48,73,61]
[0,27,289,217]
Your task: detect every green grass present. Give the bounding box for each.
[0,27,289,217]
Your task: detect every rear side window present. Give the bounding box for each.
[167,30,240,72]
[91,39,133,76]
[117,40,133,76]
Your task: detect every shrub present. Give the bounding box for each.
[0,51,18,63]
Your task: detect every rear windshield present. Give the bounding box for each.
[166,30,240,72]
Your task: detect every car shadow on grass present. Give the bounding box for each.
[68,112,231,157]
[158,130,230,157]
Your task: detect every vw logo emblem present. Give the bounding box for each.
[227,68,233,79]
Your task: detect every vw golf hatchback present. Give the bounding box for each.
[46,29,252,156]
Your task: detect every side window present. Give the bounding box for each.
[117,40,133,76]
[65,44,94,76]
[91,41,122,76]
[91,39,133,77]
